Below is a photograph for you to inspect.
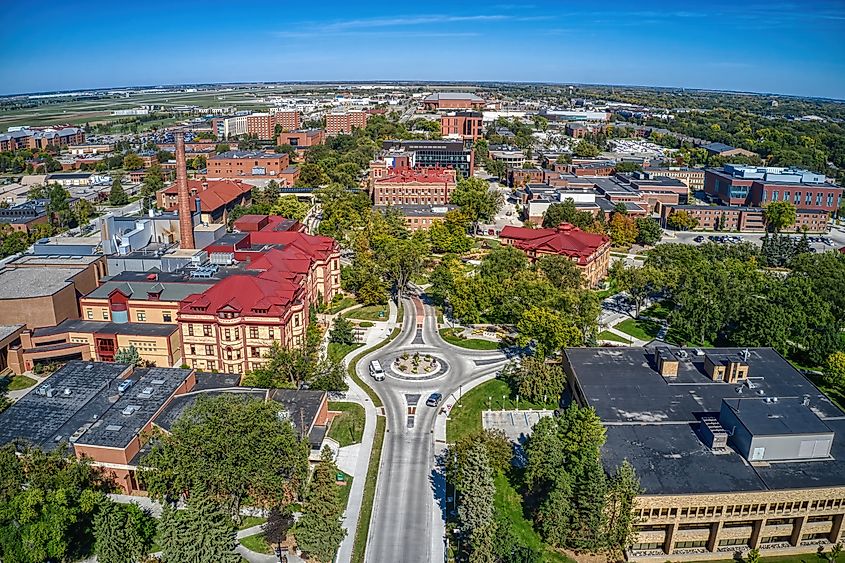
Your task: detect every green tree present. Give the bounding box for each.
[825,351,845,389]
[479,246,529,283]
[263,506,294,550]
[215,143,230,154]
[536,253,584,289]
[141,164,165,211]
[604,461,642,557]
[296,448,347,563]
[573,140,600,158]
[609,212,638,247]
[115,344,142,366]
[271,195,310,221]
[329,316,356,346]
[0,445,111,563]
[634,217,663,246]
[445,429,513,486]
[140,395,309,518]
[456,443,497,563]
[93,500,157,563]
[158,494,239,563]
[763,200,797,232]
[613,263,663,318]
[75,198,95,226]
[109,178,129,206]
[451,176,503,230]
[381,236,427,296]
[297,162,329,186]
[500,357,566,403]
[615,161,642,173]
[516,306,581,358]
[665,209,699,231]
[123,152,144,170]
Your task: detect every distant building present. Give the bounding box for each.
[382,139,474,178]
[325,110,368,135]
[0,200,51,233]
[371,167,457,206]
[661,204,829,233]
[374,204,457,231]
[488,146,526,170]
[156,178,252,224]
[702,142,758,158]
[277,129,325,149]
[0,127,84,152]
[440,111,482,140]
[422,92,485,110]
[499,223,611,286]
[704,165,843,211]
[212,112,300,140]
[206,151,297,184]
[643,167,705,191]
[564,346,845,561]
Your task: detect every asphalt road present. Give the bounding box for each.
[358,294,509,563]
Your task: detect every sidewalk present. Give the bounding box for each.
[6,373,48,401]
[334,298,397,563]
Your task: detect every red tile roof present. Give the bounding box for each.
[499,223,609,265]
[180,275,302,317]
[163,179,251,212]
[377,166,456,185]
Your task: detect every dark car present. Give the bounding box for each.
[426,393,443,407]
[694,236,705,243]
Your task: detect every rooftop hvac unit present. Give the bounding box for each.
[210,252,234,265]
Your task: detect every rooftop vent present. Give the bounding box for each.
[121,405,140,416]
[63,388,72,396]
[105,425,123,432]
[700,416,729,450]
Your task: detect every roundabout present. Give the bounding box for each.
[382,350,450,381]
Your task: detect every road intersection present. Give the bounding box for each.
[355,293,509,563]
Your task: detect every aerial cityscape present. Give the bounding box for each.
[0,2,844,563]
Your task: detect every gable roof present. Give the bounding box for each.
[500,223,609,264]
[180,275,302,317]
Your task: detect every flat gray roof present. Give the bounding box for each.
[85,280,210,302]
[0,268,79,299]
[566,346,845,494]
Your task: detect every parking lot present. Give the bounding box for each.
[663,228,842,253]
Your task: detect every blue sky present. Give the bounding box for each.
[1,1,844,98]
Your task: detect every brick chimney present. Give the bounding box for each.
[174,131,195,250]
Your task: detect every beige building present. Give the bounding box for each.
[563,346,845,561]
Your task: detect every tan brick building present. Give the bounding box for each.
[371,167,457,206]
[564,347,845,561]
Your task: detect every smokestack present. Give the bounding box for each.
[174,131,195,250]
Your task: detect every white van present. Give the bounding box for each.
[369,360,385,381]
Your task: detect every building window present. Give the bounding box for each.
[163,312,172,322]
[249,327,258,338]
[203,324,212,337]
[294,316,300,327]
[190,345,196,355]
[251,346,259,357]
[188,324,194,336]
[103,310,109,320]
[86,309,93,319]
[224,328,231,340]
[137,311,146,321]
[205,345,214,356]
[268,327,275,338]
[206,360,216,371]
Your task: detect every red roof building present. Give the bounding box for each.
[372,166,458,206]
[499,223,611,286]
[178,218,341,376]
[156,179,252,224]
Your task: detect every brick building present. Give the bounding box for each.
[704,165,843,211]
[373,204,457,232]
[644,167,705,191]
[564,346,845,561]
[212,112,300,140]
[0,127,84,152]
[326,110,369,135]
[440,111,482,140]
[156,178,252,224]
[371,167,458,206]
[277,129,325,149]
[382,139,474,178]
[499,223,611,286]
[207,151,297,184]
[422,92,485,110]
[661,204,829,233]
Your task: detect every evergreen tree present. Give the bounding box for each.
[93,500,156,563]
[456,443,497,563]
[329,317,356,345]
[296,448,346,563]
[568,454,608,551]
[158,494,239,563]
[534,472,574,547]
[115,345,142,366]
[109,178,129,206]
[605,461,642,558]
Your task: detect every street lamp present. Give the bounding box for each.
[502,394,506,411]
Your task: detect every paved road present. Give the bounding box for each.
[358,294,509,563]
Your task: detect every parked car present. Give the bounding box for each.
[694,236,705,243]
[426,393,443,407]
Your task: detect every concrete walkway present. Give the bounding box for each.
[334,298,398,563]
[6,373,48,401]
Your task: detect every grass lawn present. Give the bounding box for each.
[6,375,37,391]
[439,328,500,350]
[328,401,366,446]
[338,473,353,510]
[615,317,662,341]
[327,295,357,314]
[237,515,266,530]
[239,532,273,554]
[344,304,389,322]
[447,379,557,443]
[594,278,619,300]
[642,300,673,320]
[327,342,363,363]
[493,473,575,563]
[598,330,633,343]
[351,416,385,563]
